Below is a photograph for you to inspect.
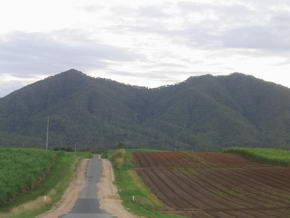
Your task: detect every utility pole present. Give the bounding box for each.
[126,144,128,171]
[46,116,50,150]
[75,143,77,153]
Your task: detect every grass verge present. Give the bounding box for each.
[225,147,290,166]
[0,151,92,218]
[105,149,184,218]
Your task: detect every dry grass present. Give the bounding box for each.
[127,170,163,208]
[112,149,125,167]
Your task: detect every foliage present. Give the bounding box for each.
[225,147,290,166]
[2,70,290,151]
[116,143,126,149]
[0,148,59,206]
[107,149,183,218]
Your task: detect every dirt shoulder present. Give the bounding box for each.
[38,159,89,218]
[98,159,141,218]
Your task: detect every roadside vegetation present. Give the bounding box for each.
[0,148,91,218]
[225,147,290,166]
[103,149,183,218]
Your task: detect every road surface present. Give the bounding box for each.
[61,157,116,218]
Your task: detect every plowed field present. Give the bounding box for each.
[133,152,290,218]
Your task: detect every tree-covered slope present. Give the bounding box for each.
[1,69,290,151]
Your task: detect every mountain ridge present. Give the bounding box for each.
[1,69,290,151]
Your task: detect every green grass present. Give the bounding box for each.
[225,147,290,166]
[101,148,162,159]
[0,149,92,218]
[107,149,184,218]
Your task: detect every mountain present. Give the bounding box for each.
[1,69,290,151]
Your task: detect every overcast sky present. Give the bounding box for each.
[1,0,290,97]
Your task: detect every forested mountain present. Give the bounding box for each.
[1,69,290,151]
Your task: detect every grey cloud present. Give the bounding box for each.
[110,1,290,55]
[177,1,252,15]
[271,12,290,23]
[175,2,290,53]
[222,25,290,51]
[2,0,290,96]
[0,31,140,77]
[177,1,255,29]
[157,62,188,69]
[111,5,170,19]
[137,5,171,18]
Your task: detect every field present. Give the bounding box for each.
[105,149,182,218]
[0,148,59,206]
[0,148,91,218]
[134,151,290,217]
[225,147,290,166]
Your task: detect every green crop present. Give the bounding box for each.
[224,147,290,166]
[0,148,59,206]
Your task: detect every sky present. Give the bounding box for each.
[1,0,290,97]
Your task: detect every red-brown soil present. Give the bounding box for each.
[134,152,290,218]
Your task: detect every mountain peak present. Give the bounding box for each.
[59,68,84,76]
[228,72,252,78]
[51,69,89,81]
[187,74,214,80]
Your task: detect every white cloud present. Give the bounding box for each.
[0,0,290,96]
[0,74,44,97]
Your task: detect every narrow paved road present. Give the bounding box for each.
[61,157,116,218]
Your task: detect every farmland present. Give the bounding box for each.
[0,148,91,218]
[106,149,180,218]
[225,147,290,166]
[0,148,59,206]
[134,151,290,217]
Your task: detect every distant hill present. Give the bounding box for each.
[1,69,290,151]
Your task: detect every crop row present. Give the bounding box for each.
[134,152,290,217]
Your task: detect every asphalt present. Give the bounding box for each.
[60,157,116,218]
